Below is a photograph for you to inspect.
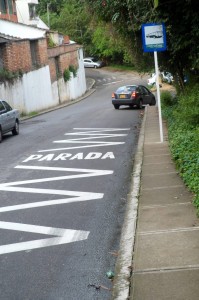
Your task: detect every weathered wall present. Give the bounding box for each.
[0,48,86,114]
[0,66,56,114]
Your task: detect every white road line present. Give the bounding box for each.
[72,128,130,131]
[0,166,113,186]
[0,128,127,255]
[103,81,124,85]
[0,195,103,213]
[64,134,128,138]
[0,221,89,255]
[38,142,125,153]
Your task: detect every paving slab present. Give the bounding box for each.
[141,172,183,188]
[142,162,176,174]
[131,269,199,300]
[143,154,174,164]
[137,202,199,231]
[144,147,170,156]
[134,229,199,270]
[140,185,193,205]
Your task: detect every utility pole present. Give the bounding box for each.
[47,3,50,28]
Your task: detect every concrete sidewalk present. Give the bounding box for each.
[129,106,199,300]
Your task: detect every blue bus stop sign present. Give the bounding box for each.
[142,23,167,52]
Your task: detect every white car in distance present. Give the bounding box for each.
[83,57,103,68]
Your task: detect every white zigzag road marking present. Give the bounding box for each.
[38,142,125,152]
[0,166,112,254]
[39,128,129,153]
[0,221,89,255]
[0,166,112,211]
[0,128,128,255]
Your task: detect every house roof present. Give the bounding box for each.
[0,19,46,40]
[0,33,21,43]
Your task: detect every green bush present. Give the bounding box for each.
[173,84,199,128]
[162,85,199,216]
[0,68,23,83]
[69,65,78,77]
[160,90,175,107]
[63,68,71,82]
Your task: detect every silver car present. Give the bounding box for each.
[83,57,103,68]
[0,100,20,143]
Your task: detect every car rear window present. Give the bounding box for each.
[116,86,136,93]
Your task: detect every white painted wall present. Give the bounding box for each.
[0,49,87,115]
[0,19,45,39]
[16,0,49,30]
[51,48,87,104]
[0,66,57,114]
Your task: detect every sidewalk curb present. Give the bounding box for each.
[21,78,96,121]
[111,107,147,300]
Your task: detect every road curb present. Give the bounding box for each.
[111,107,147,300]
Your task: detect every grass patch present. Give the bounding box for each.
[105,64,136,72]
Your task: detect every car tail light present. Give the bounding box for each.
[112,93,115,98]
[131,91,137,98]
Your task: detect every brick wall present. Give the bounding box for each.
[47,44,79,83]
[3,40,32,72]
[2,38,48,73]
[1,37,80,84]
[48,57,57,83]
[36,39,48,66]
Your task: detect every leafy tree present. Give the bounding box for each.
[38,0,199,83]
[85,0,199,84]
[37,0,65,15]
[39,0,91,45]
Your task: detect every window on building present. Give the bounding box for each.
[55,56,60,77]
[12,0,16,14]
[0,45,4,69]
[8,0,13,14]
[0,0,15,14]
[0,0,7,13]
[30,40,38,67]
[29,4,37,20]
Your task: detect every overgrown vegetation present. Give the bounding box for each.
[63,65,78,81]
[69,65,78,78]
[161,87,199,215]
[63,68,71,82]
[0,69,23,83]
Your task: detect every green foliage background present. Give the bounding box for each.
[161,86,199,215]
[38,0,199,83]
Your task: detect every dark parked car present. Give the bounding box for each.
[0,100,20,143]
[112,85,156,109]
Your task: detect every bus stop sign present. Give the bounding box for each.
[142,23,167,52]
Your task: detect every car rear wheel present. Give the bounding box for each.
[0,127,2,143]
[12,120,19,135]
[114,105,120,109]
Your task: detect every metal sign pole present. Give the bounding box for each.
[154,51,163,142]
